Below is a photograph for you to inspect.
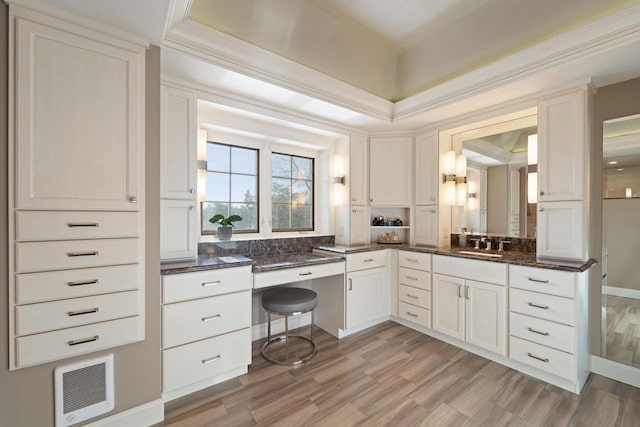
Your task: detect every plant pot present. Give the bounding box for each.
[217,226,233,240]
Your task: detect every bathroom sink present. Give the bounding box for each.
[458,250,504,258]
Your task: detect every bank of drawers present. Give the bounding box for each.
[397,251,432,328]
[508,265,577,381]
[12,211,143,369]
[161,266,252,395]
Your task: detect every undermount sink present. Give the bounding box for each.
[458,250,504,258]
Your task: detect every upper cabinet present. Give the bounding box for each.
[14,16,145,211]
[349,134,368,206]
[538,88,588,202]
[161,85,198,200]
[369,136,413,206]
[415,130,438,205]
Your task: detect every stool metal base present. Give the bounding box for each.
[261,310,317,366]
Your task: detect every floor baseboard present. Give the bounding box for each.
[86,399,164,427]
[603,286,640,299]
[591,355,640,388]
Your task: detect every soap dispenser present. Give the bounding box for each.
[459,228,467,247]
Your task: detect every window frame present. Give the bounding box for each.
[271,151,315,233]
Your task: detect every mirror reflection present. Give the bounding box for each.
[602,113,640,369]
[458,123,537,238]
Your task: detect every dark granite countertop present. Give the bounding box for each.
[316,244,596,273]
[251,252,345,273]
[160,255,254,275]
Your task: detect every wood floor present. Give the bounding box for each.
[156,322,640,427]
[605,295,640,368]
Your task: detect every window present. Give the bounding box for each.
[201,142,259,234]
[271,153,314,231]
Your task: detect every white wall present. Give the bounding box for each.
[604,198,640,290]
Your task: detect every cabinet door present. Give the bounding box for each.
[161,85,197,200]
[538,89,587,202]
[465,281,506,355]
[350,134,368,205]
[161,200,198,260]
[349,206,368,245]
[369,137,412,205]
[346,267,386,329]
[415,130,438,205]
[432,274,465,341]
[537,201,585,260]
[15,19,144,211]
[415,206,437,246]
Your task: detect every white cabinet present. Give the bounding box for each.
[161,266,252,399]
[414,206,437,246]
[161,200,198,261]
[432,275,465,340]
[350,134,368,205]
[161,85,197,199]
[8,7,146,370]
[345,251,389,330]
[369,137,413,205]
[397,251,432,328]
[538,88,588,202]
[537,201,586,260]
[415,130,438,205]
[349,206,368,245]
[14,14,144,211]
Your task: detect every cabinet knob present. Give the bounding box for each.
[538,208,544,212]
[128,196,138,203]
[352,197,357,201]
[189,206,196,211]
[351,209,356,213]
[370,198,374,203]
[539,191,545,196]
[189,188,195,194]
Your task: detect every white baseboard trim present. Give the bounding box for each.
[337,316,391,339]
[86,399,164,427]
[252,313,312,341]
[603,286,640,299]
[591,355,640,388]
[162,366,248,403]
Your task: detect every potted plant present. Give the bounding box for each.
[209,214,243,240]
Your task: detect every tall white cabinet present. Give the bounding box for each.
[8,6,147,369]
[160,84,198,260]
[335,134,369,245]
[414,130,438,246]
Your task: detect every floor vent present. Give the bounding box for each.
[55,354,114,427]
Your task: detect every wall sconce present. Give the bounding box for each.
[528,134,538,166]
[528,172,538,204]
[527,134,538,204]
[443,151,469,206]
[442,150,457,183]
[455,154,467,207]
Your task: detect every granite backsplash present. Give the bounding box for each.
[198,235,335,257]
[450,233,536,253]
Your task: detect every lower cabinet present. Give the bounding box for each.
[160,199,198,260]
[345,251,389,330]
[397,251,432,328]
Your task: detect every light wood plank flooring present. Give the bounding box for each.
[156,322,639,427]
[605,295,640,368]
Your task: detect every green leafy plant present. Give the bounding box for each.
[209,214,243,228]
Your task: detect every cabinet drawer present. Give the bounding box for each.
[16,211,138,241]
[433,255,506,286]
[346,251,386,272]
[509,265,575,298]
[163,266,252,304]
[254,261,345,289]
[398,251,431,271]
[16,291,140,336]
[398,302,431,328]
[509,312,575,354]
[162,291,250,348]
[16,316,143,368]
[510,336,574,381]
[398,267,430,290]
[16,264,140,304]
[398,285,431,309]
[510,288,574,325]
[163,328,251,393]
[16,238,138,273]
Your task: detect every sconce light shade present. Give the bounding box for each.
[443,150,456,175]
[528,134,538,166]
[626,187,632,198]
[528,172,538,204]
[457,182,467,207]
[456,154,467,180]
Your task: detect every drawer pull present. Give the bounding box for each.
[465,285,469,300]
[67,251,99,257]
[528,302,549,310]
[406,294,419,299]
[364,259,374,262]
[67,308,99,317]
[528,327,550,336]
[67,222,100,228]
[202,355,222,365]
[406,311,419,318]
[201,314,222,322]
[201,281,221,287]
[299,272,313,276]
[458,284,463,298]
[348,278,353,291]
[406,276,418,281]
[67,335,99,346]
[527,352,549,363]
[67,279,99,287]
[406,258,419,263]
[528,277,550,284]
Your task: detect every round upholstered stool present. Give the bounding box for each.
[261,287,318,366]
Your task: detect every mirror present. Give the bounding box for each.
[602,113,640,369]
[452,115,537,238]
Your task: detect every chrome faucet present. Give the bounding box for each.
[469,238,480,249]
[481,237,492,251]
[498,240,511,252]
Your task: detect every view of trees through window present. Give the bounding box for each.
[272,153,314,231]
[202,142,258,234]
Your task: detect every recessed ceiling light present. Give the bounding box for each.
[608,160,618,165]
